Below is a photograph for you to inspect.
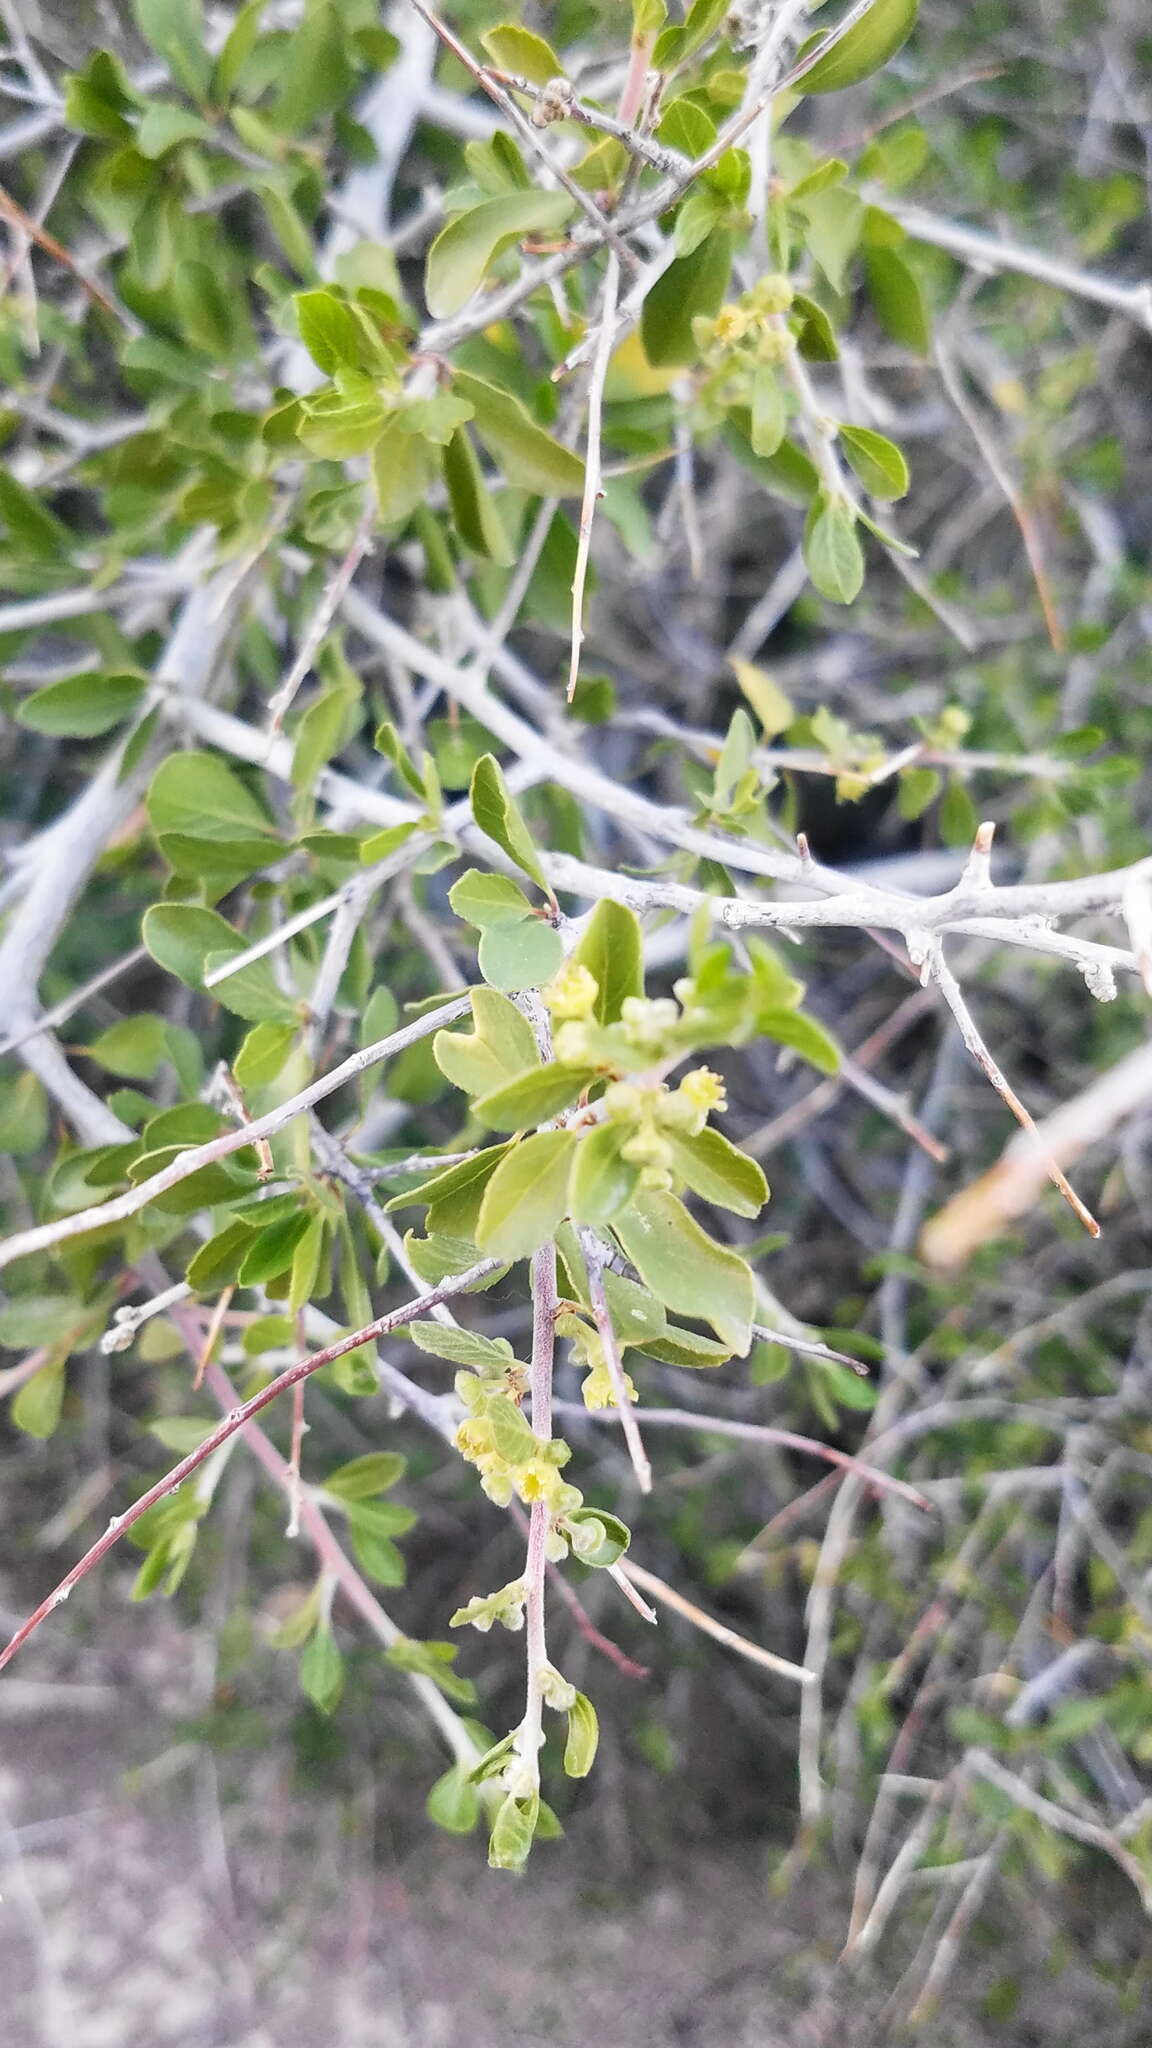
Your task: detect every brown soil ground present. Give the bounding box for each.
[1,1596,1146,2048]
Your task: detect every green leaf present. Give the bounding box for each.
[348,1513,407,1585]
[173,258,251,361]
[324,1452,407,1501]
[568,1122,639,1225]
[443,428,514,563]
[791,292,840,362]
[481,24,565,85]
[897,765,941,820]
[135,102,214,157]
[374,416,439,531]
[798,0,918,94]
[476,1131,578,1261]
[793,187,864,295]
[186,1218,257,1290]
[750,366,787,458]
[759,1007,841,1074]
[632,1326,732,1369]
[641,229,732,368]
[425,192,575,320]
[477,918,565,991]
[213,0,265,97]
[488,1791,538,1871]
[612,1189,755,1353]
[804,494,865,604]
[664,1127,768,1218]
[238,1211,312,1286]
[88,1015,167,1081]
[730,658,794,738]
[865,246,931,352]
[470,755,552,896]
[134,0,212,99]
[143,906,297,1023]
[487,1392,539,1465]
[565,1507,630,1569]
[449,870,534,928]
[396,1145,514,1239]
[564,1692,599,1778]
[838,424,910,500]
[427,1764,481,1834]
[299,1625,344,1713]
[453,371,584,497]
[434,988,540,1097]
[386,1636,476,1706]
[0,471,71,559]
[233,1020,298,1091]
[11,1359,66,1441]
[567,899,644,1024]
[148,751,277,846]
[405,1322,515,1372]
[473,1062,590,1132]
[271,2,354,133]
[64,50,140,139]
[294,290,367,374]
[0,1073,48,1155]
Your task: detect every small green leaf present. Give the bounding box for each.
[568,1122,640,1225]
[729,658,794,738]
[0,470,73,558]
[750,366,787,458]
[148,751,277,846]
[568,899,644,1024]
[271,1,354,133]
[838,424,910,500]
[294,289,366,374]
[324,1453,407,1501]
[449,870,534,928]
[564,1507,630,1569]
[476,1131,578,1261]
[11,1359,66,1440]
[238,1211,311,1287]
[425,192,575,321]
[865,246,931,352]
[135,102,214,157]
[374,416,439,531]
[664,1127,768,1218]
[299,1625,344,1713]
[473,1062,591,1132]
[443,428,514,563]
[233,1021,298,1091]
[641,229,732,368]
[427,1764,481,1834]
[487,1393,539,1466]
[481,23,565,84]
[404,1322,515,1372]
[453,371,584,497]
[564,1692,599,1778]
[488,1791,538,1871]
[186,1219,257,1291]
[791,292,840,362]
[798,0,918,94]
[470,755,551,896]
[397,1145,514,1240]
[804,494,865,604]
[434,988,540,1097]
[477,918,565,991]
[143,906,297,1023]
[612,1189,755,1353]
[897,765,941,820]
[134,0,212,99]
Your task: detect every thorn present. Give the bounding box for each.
[796,832,812,866]
[960,819,996,890]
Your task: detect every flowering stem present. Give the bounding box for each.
[515,1241,558,1793]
